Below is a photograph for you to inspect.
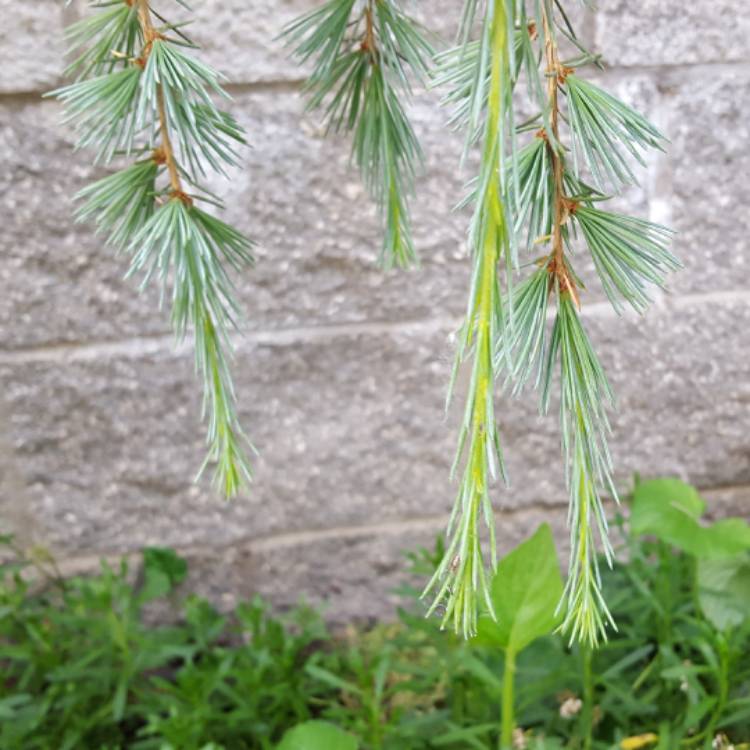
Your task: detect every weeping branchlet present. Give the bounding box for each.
[51,0,256,498]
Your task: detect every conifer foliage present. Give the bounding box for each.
[282,0,434,269]
[288,0,678,646]
[52,0,255,498]
[501,1,678,646]
[52,0,680,648]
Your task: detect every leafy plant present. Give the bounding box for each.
[0,539,333,749]
[277,721,358,750]
[423,0,678,644]
[422,0,517,638]
[473,524,564,747]
[698,555,750,632]
[51,0,255,497]
[1,479,750,749]
[630,478,750,560]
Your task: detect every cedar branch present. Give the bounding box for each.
[361,0,377,60]
[541,6,579,306]
[134,0,187,201]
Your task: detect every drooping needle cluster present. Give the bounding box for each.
[422,0,517,638]
[505,1,678,646]
[282,0,434,269]
[414,0,678,645]
[52,0,255,498]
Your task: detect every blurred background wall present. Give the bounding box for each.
[1,1,748,621]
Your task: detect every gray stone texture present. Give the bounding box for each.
[226,89,473,330]
[1,2,748,623]
[0,100,168,348]
[596,0,750,67]
[0,89,473,347]
[170,503,571,622]
[667,67,750,296]
[0,1,66,94]
[2,298,747,558]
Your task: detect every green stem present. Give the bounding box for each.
[369,683,383,750]
[423,0,509,638]
[704,636,729,749]
[501,648,516,750]
[656,542,673,644]
[581,646,594,750]
[453,675,466,725]
[690,555,703,619]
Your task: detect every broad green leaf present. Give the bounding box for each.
[473,524,563,653]
[720,697,750,728]
[704,519,750,556]
[697,554,750,631]
[305,665,361,695]
[529,737,566,750]
[460,654,503,694]
[433,723,496,749]
[683,696,717,728]
[660,664,710,680]
[140,547,188,601]
[631,479,705,527]
[630,479,750,559]
[277,721,358,750]
[0,694,32,720]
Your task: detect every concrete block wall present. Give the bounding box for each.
[0,1,748,621]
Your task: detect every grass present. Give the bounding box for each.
[0,478,749,749]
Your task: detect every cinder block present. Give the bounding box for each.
[596,0,750,67]
[0,99,168,348]
[2,296,748,557]
[0,1,65,93]
[666,68,750,295]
